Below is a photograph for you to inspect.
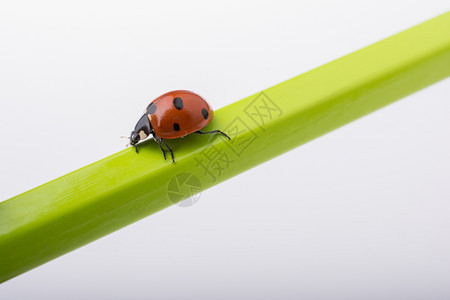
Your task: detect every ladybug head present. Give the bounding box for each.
[128,130,143,153]
[130,131,140,146]
[124,114,153,153]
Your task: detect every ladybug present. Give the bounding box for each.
[125,90,230,162]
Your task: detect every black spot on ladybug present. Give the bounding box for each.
[173,97,183,110]
[201,108,209,120]
[173,122,180,131]
[148,103,157,114]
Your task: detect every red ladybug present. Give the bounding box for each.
[125,90,230,162]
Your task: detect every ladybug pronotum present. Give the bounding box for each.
[126,90,230,162]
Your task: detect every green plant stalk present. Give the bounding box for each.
[1,12,449,283]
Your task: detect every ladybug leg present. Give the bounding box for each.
[195,130,231,140]
[155,138,167,160]
[160,138,175,163]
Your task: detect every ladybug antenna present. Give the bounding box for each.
[121,136,131,147]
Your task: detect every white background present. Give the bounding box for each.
[1,1,449,299]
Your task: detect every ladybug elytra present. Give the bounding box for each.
[125,90,230,162]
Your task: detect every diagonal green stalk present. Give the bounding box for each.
[1,12,449,283]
